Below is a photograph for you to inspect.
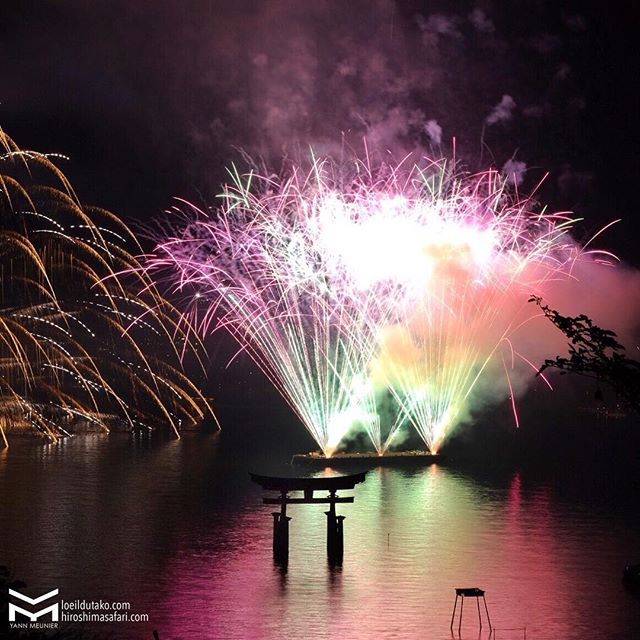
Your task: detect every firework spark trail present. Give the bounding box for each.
[298,162,580,452]
[0,129,212,444]
[150,169,395,456]
[148,157,581,456]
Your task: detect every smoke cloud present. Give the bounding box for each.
[486,95,517,126]
[3,1,634,237]
[502,159,527,186]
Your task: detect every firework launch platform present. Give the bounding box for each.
[291,450,444,468]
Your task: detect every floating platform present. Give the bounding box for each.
[292,450,444,468]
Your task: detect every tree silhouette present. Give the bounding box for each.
[530,296,640,412]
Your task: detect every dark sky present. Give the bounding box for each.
[1,0,638,263]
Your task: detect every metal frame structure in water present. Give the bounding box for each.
[450,587,492,634]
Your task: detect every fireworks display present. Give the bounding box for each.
[147,157,584,456]
[0,129,212,445]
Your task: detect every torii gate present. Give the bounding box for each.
[250,471,367,565]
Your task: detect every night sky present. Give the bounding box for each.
[1,0,638,264]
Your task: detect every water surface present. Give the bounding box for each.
[1,432,639,639]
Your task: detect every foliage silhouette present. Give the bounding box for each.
[531,296,640,411]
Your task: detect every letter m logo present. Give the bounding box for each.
[8,588,59,622]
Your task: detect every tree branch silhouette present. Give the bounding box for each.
[530,296,640,411]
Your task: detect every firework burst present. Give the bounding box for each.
[0,129,213,445]
[147,156,579,456]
